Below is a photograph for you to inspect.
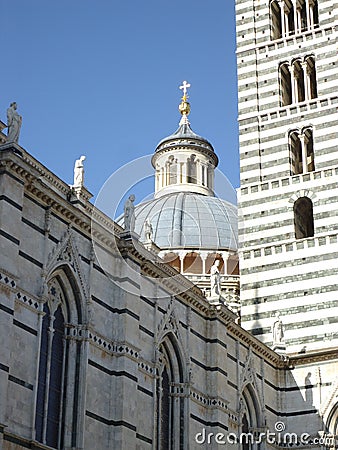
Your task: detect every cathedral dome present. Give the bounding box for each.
[133,191,237,251]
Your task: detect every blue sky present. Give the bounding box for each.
[2,0,239,213]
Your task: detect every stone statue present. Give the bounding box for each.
[144,218,153,242]
[73,155,86,188]
[210,260,221,297]
[272,314,284,343]
[124,194,135,232]
[6,102,22,143]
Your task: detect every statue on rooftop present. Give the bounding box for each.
[6,102,22,143]
[144,218,153,242]
[210,260,221,297]
[272,314,284,343]
[73,155,86,188]
[124,194,135,232]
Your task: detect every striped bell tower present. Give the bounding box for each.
[236,0,338,353]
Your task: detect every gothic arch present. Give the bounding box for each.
[35,269,86,449]
[241,383,263,429]
[156,332,186,450]
[44,227,89,323]
[239,383,264,450]
[46,266,85,324]
[326,402,338,437]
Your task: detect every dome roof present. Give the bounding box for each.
[131,192,237,251]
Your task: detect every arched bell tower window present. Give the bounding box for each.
[270,0,318,39]
[294,197,314,239]
[270,0,282,40]
[306,56,317,99]
[293,60,305,103]
[280,63,292,106]
[289,128,315,175]
[280,57,317,106]
[156,336,185,449]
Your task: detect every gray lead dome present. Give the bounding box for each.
[133,191,238,251]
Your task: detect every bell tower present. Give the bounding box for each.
[236,0,338,353]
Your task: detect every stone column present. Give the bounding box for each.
[305,0,310,30]
[200,252,207,275]
[279,0,286,36]
[299,133,307,173]
[289,64,296,103]
[179,252,185,273]
[160,167,164,189]
[42,315,55,444]
[303,62,311,101]
[197,161,203,185]
[155,169,159,192]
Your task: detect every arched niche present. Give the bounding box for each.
[227,254,239,275]
[183,252,203,274]
[163,252,180,272]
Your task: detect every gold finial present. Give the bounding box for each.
[179,80,191,116]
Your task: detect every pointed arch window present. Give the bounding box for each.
[35,273,83,449]
[294,197,314,239]
[239,384,263,450]
[35,280,66,449]
[157,337,185,449]
[326,402,338,442]
[242,414,250,450]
